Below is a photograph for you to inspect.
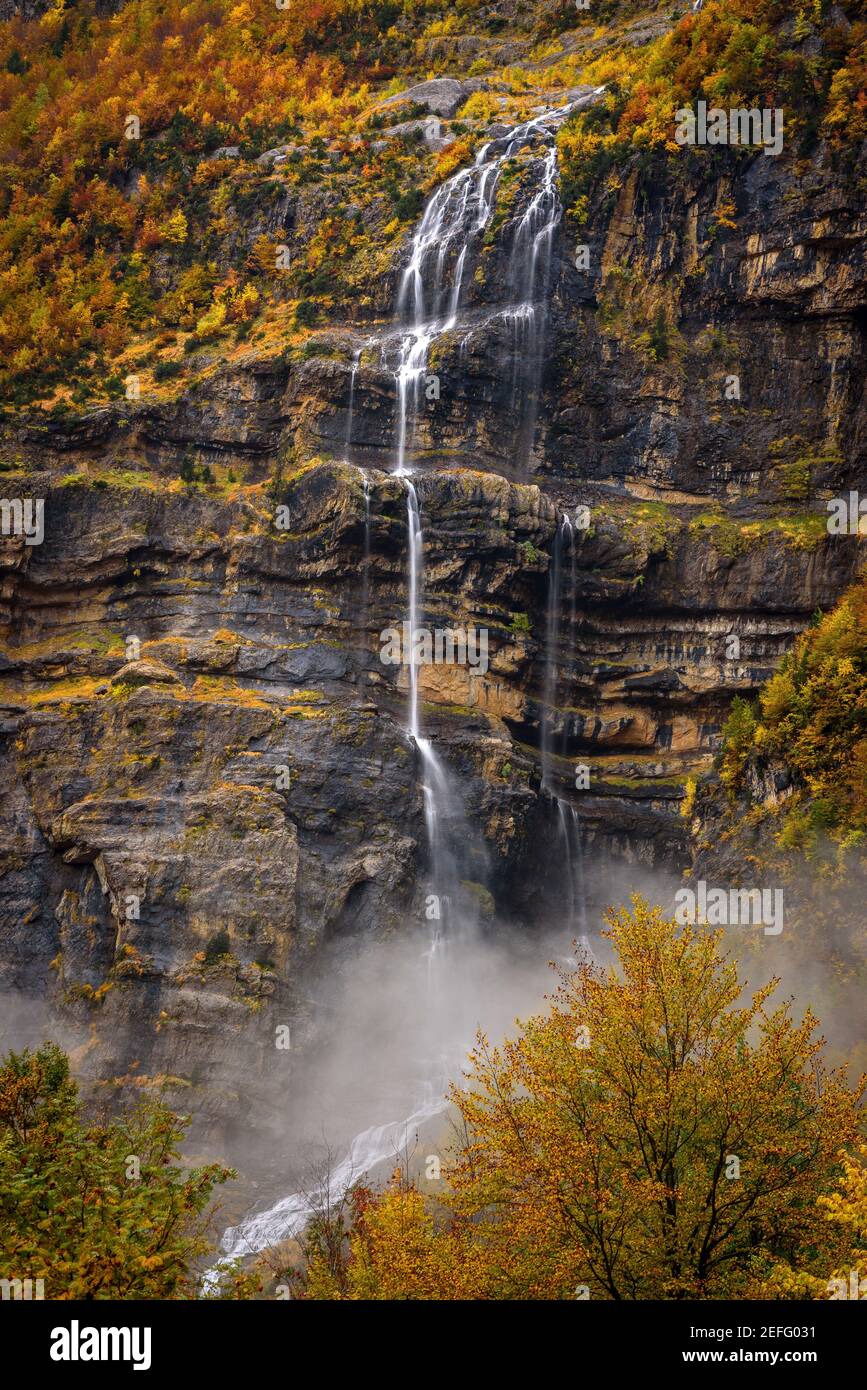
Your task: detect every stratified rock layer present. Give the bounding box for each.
[1,75,865,1153]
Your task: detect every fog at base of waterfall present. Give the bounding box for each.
[214,915,603,1268]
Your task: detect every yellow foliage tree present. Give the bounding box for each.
[443,899,861,1299]
[761,1144,867,1299]
[301,899,863,1300]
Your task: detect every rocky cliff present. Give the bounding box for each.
[0,0,865,1159]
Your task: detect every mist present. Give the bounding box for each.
[2,840,861,1271]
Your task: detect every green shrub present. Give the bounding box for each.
[719,696,757,798]
[154,359,183,382]
[204,929,232,962]
[393,188,424,221]
[295,300,319,327]
[0,1042,235,1299]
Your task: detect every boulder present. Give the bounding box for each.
[373,116,452,149]
[256,145,290,167]
[111,658,182,688]
[377,77,470,119]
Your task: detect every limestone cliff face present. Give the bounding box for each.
[1,55,865,1153]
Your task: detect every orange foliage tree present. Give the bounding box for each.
[298,898,863,1300]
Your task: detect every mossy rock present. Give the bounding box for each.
[111,658,182,689]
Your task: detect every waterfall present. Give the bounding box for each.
[217,1087,447,1270]
[557,797,590,944]
[361,471,371,608]
[389,92,603,937]
[507,141,561,463]
[356,466,371,692]
[387,89,604,478]
[543,515,590,954]
[210,95,602,1277]
[399,475,474,978]
[344,344,363,463]
[402,479,422,736]
[397,475,464,956]
[541,513,574,791]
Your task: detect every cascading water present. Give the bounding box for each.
[344,344,363,462]
[398,476,462,961]
[541,513,591,954]
[558,798,590,943]
[388,91,604,480]
[355,466,372,693]
[361,471,371,608]
[217,1089,446,1269]
[506,142,562,462]
[213,95,602,1274]
[389,91,604,947]
[541,512,577,791]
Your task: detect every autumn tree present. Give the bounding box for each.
[301,898,863,1300]
[0,1042,235,1299]
[762,1143,867,1299]
[443,898,864,1299]
[288,1171,487,1301]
